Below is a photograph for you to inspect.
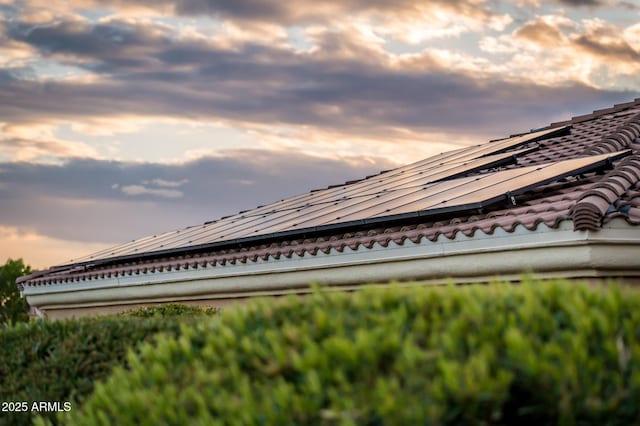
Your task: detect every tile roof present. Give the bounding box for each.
[19,98,640,287]
[573,155,640,230]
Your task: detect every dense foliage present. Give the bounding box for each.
[0,258,31,325]
[120,303,218,318]
[58,281,640,425]
[0,306,217,426]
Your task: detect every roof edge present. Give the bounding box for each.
[23,220,640,317]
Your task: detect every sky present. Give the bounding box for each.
[1,0,639,269]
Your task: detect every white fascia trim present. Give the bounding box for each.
[24,219,640,310]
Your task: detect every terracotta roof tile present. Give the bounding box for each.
[581,113,640,155]
[573,155,640,230]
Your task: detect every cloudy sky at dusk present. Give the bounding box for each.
[1,0,639,269]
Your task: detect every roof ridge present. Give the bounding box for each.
[550,98,640,128]
[306,99,640,195]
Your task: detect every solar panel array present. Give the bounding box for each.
[68,126,625,266]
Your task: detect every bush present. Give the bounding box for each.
[0,258,31,325]
[0,306,217,426]
[120,303,218,318]
[57,280,640,425]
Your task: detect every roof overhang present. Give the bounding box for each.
[23,218,640,319]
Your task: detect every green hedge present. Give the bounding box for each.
[57,280,640,425]
[0,305,217,426]
[120,303,219,318]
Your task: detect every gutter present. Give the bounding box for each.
[22,219,640,316]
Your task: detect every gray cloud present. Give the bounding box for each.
[512,14,640,66]
[0,137,86,158]
[6,19,171,73]
[61,0,501,25]
[620,1,640,10]
[1,18,636,139]
[552,0,639,9]
[0,149,394,244]
[555,0,603,5]
[573,35,640,63]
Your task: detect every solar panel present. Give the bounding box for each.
[209,126,568,219]
[261,150,625,228]
[68,147,625,266]
[179,149,532,243]
[137,128,566,248]
[73,147,535,261]
[72,147,529,262]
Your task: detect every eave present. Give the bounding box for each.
[22,218,640,319]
